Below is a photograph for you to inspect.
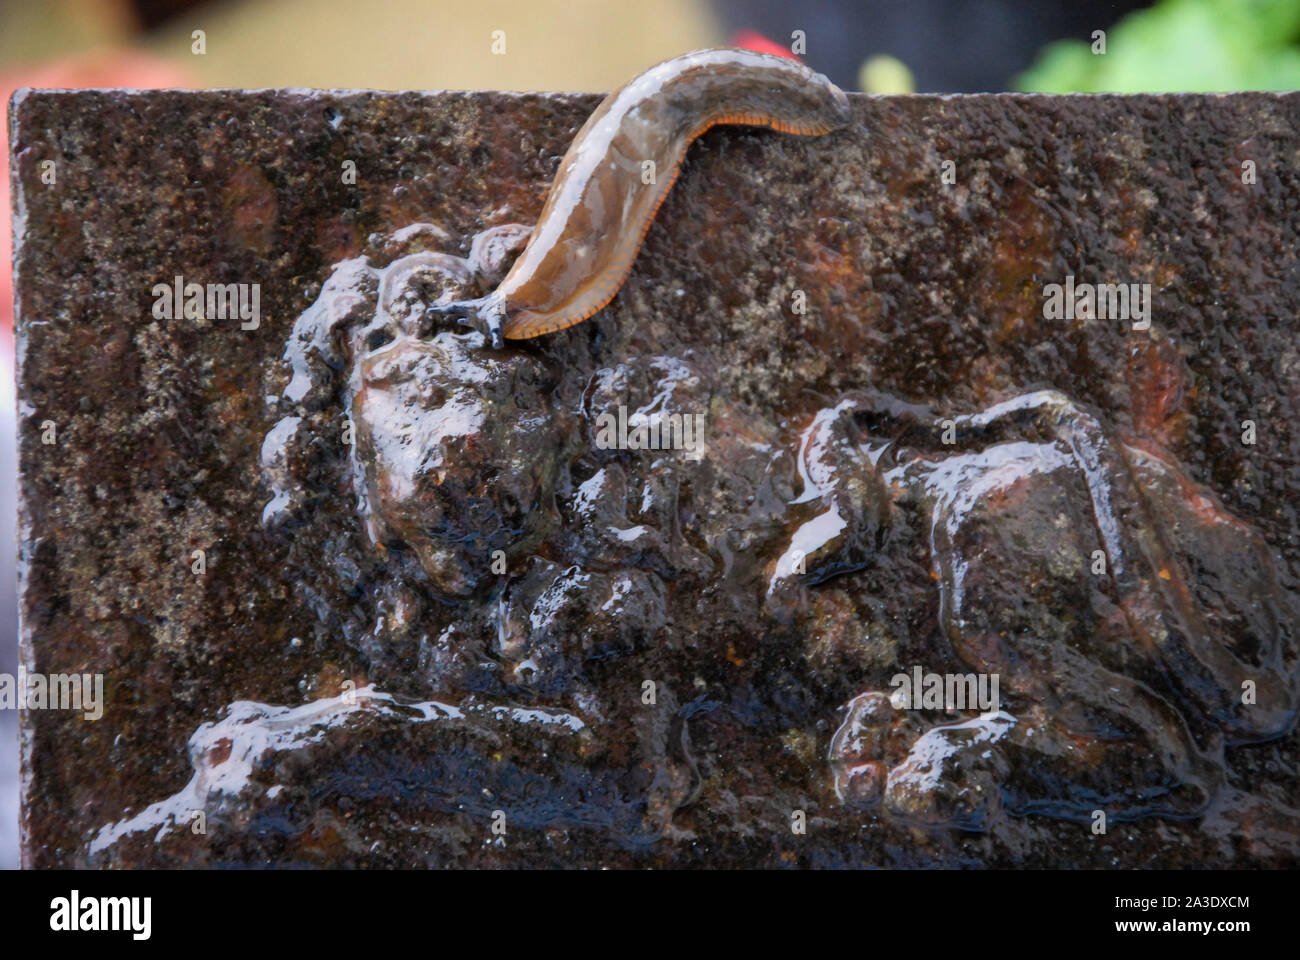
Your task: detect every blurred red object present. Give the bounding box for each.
[729,29,801,61]
[2,52,194,365]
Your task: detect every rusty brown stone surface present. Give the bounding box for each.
[9,88,1300,868]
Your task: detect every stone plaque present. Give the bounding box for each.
[11,88,1300,867]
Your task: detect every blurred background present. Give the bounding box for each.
[3,0,1300,869]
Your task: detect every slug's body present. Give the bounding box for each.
[431,47,851,347]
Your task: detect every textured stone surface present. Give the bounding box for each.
[11,88,1300,868]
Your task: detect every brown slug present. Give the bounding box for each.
[428,47,852,347]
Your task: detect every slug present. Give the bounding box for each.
[428,47,852,347]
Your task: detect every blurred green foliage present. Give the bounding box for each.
[1017,0,1300,91]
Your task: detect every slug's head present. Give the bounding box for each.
[425,294,509,349]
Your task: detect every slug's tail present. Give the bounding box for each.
[424,294,507,349]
